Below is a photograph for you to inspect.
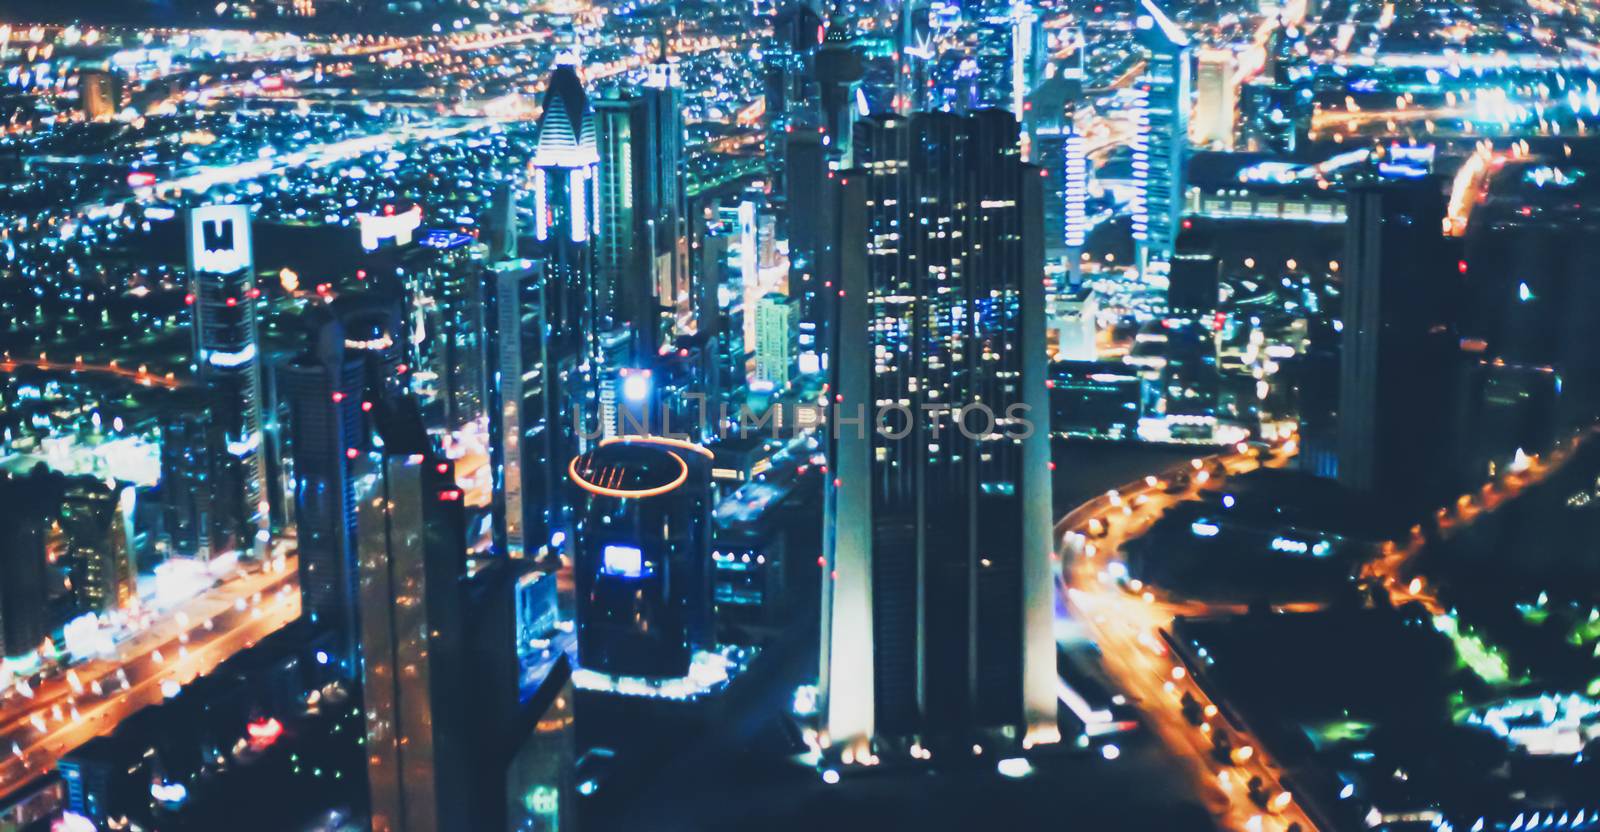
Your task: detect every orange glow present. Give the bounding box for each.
[569,450,688,499]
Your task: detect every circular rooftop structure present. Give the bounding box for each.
[570,440,692,499]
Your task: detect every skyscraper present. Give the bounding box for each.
[595,65,687,360]
[532,57,601,516]
[356,403,468,832]
[186,204,270,560]
[280,320,370,677]
[531,56,601,374]
[1131,0,1191,272]
[483,260,556,560]
[820,111,1057,758]
[1026,51,1088,280]
[1337,179,1462,524]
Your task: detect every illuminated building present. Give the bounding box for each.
[1336,180,1461,522]
[280,319,370,678]
[1194,49,1237,150]
[595,65,687,360]
[185,204,270,560]
[1008,0,1045,121]
[159,396,220,561]
[569,437,714,680]
[1048,361,1144,440]
[57,478,137,616]
[695,213,744,400]
[753,292,794,391]
[1050,286,1098,362]
[355,403,469,832]
[78,69,120,120]
[1026,50,1087,279]
[1131,0,1191,272]
[483,260,555,559]
[531,56,601,466]
[822,110,1057,755]
[408,230,490,433]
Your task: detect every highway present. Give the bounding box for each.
[0,557,301,801]
[1056,447,1321,832]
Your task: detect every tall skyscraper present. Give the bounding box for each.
[281,320,370,677]
[595,64,687,360]
[531,55,601,374]
[531,58,601,553]
[356,403,468,832]
[820,111,1057,758]
[1131,0,1191,272]
[1337,179,1462,524]
[1194,48,1237,150]
[1008,0,1045,120]
[1027,51,1088,281]
[185,204,269,560]
[483,260,556,560]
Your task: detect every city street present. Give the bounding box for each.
[0,557,301,800]
[1055,448,1320,832]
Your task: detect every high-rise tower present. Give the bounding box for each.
[185,204,269,560]
[1131,0,1191,273]
[820,111,1057,758]
[595,63,688,360]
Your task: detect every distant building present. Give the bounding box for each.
[1193,49,1237,150]
[594,66,687,360]
[1131,0,1191,271]
[753,292,794,391]
[407,230,490,433]
[78,70,121,120]
[0,471,59,661]
[57,478,137,616]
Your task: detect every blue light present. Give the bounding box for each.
[316,650,329,665]
[1191,521,1220,537]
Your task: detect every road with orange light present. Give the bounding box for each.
[0,559,300,801]
[0,355,188,390]
[1057,447,1321,832]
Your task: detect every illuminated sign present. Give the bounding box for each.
[602,544,647,578]
[357,206,423,251]
[187,204,253,275]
